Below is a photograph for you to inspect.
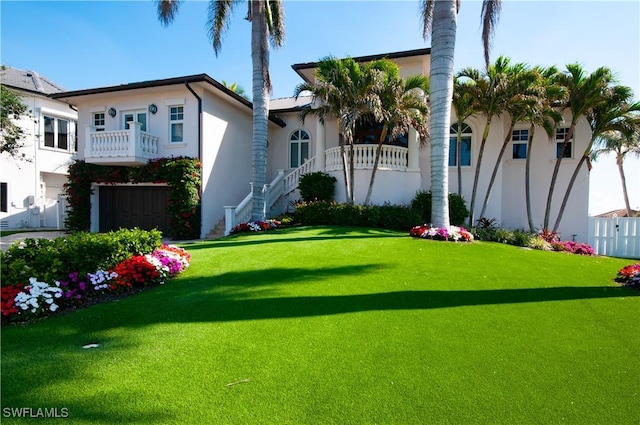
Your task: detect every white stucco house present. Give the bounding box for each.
[51,48,591,241]
[0,67,77,230]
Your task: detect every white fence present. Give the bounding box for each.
[588,217,640,259]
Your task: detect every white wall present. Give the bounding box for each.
[0,91,76,229]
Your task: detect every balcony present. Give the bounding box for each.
[84,122,160,166]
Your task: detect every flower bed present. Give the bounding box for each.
[1,245,190,323]
[230,219,282,234]
[410,225,474,242]
[615,263,640,290]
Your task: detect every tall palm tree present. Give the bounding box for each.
[157,0,285,221]
[451,77,476,195]
[294,57,384,203]
[552,86,640,232]
[456,56,511,226]
[591,123,640,217]
[478,61,537,220]
[542,63,614,230]
[522,66,564,231]
[364,62,430,205]
[420,0,501,229]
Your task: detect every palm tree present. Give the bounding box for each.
[451,77,476,195]
[221,80,250,100]
[456,56,511,226]
[420,0,502,229]
[552,86,640,232]
[156,0,284,221]
[591,123,640,217]
[478,61,538,221]
[364,61,430,205]
[294,57,384,203]
[542,63,614,230]
[522,66,564,231]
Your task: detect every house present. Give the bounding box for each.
[0,67,77,230]
[51,48,592,242]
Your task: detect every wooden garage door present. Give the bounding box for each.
[99,186,170,234]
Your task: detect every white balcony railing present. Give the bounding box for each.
[325,145,408,172]
[85,122,159,164]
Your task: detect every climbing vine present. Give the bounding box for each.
[64,157,201,239]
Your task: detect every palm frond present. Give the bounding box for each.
[156,0,181,26]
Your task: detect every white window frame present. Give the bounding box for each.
[448,123,472,167]
[555,127,573,159]
[511,128,529,160]
[93,112,106,132]
[42,115,76,152]
[289,129,310,168]
[169,105,184,143]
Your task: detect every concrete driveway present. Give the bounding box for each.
[1,231,68,252]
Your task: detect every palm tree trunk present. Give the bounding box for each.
[364,126,388,205]
[544,123,575,229]
[250,1,269,221]
[552,154,587,233]
[338,130,350,203]
[428,0,457,229]
[468,120,491,226]
[525,123,536,231]
[479,123,515,220]
[348,139,355,204]
[617,153,632,217]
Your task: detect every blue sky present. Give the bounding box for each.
[1,0,639,215]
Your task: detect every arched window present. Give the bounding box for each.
[449,123,472,167]
[289,129,310,168]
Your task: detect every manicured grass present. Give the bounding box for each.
[1,226,638,424]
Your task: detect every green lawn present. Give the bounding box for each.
[1,226,638,424]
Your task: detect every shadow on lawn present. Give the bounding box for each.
[182,226,406,250]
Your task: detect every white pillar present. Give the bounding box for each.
[315,122,326,171]
[408,127,420,170]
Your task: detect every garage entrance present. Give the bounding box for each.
[99,186,170,235]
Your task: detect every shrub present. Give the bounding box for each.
[528,235,553,251]
[410,191,469,226]
[294,201,420,231]
[1,228,162,287]
[409,225,474,242]
[298,172,337,202]
[511,229,533,247]
[615,264,640,290]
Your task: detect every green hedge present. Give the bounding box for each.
[410,191,469,226]
[294,201,421,231]
[298,172,337,202]
[1,228,162,287]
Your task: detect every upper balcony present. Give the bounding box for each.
[84,122,160,166]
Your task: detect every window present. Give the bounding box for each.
[93,112,105,131]
[289,129,310,168]
[511,129,529,159]
[43,115,76,151]
[169,106,184,143]
[354,120,408,146]
[123,111,147,132]
[449,123,472,166]
[1,182,7,213]
[556,127,572,159]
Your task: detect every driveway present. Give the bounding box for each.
[1,231,69,252]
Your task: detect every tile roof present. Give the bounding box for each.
[0,66,65,95]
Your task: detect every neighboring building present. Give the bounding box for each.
[51,48,592,241]
[0,67,77,230]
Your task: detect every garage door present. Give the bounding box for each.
[99,186,170,235]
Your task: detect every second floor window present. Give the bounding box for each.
[93,112,105,131]
[43,115,76,152]
[556,127,573,159]
[512,129,529,159]
[170,106,184,143]
[449,123,472,167]
[290,129,310,168]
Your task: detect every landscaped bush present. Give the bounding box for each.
[0,244,190,323]
[298,172,337,202]
[551,241,595,256]
[1,228,162,287]
[410,191,469,226]
[294,201,421,231]
[615,263,640,289]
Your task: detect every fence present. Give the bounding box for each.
[588,217,640,259]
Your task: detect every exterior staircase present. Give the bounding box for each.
[204,218,227,240]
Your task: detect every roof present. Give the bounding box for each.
[594,209,640,218]
[269,95,313,112]
[0,66,65,95]
[291,47,431,83]
[51,73,286,127]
